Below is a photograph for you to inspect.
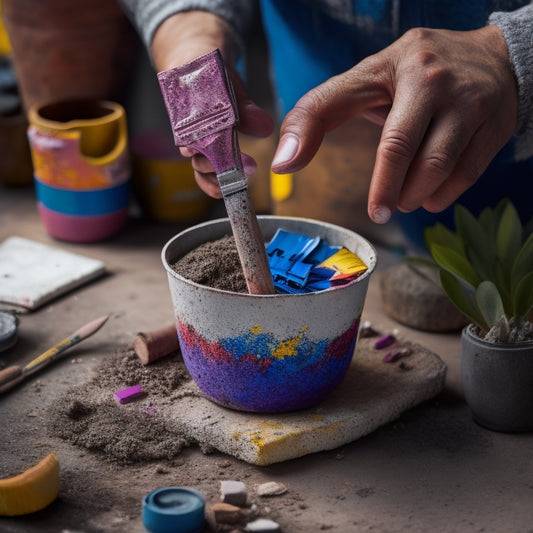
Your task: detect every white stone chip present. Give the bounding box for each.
[256,482,288,497]
[220,480,248,506]
[245,518,281,532]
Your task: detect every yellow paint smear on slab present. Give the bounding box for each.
[234,419,342,465]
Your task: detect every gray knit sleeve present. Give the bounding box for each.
[489,3,533,160]
[119,0,256,51]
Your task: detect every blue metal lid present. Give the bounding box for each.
[142,487,206,533]
[0,312,18,352]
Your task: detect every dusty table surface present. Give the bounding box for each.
[1,186,532,533]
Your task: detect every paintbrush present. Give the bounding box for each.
[0,314,109,394]
[157,49,275,295]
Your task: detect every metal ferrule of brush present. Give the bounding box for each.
[217,168,248,197]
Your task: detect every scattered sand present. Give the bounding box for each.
[47,349,199,466]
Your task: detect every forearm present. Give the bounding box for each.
[119,0,256,67]
[151,11,241,71]
[489,2,533,160]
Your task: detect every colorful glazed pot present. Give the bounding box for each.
[162,216,377,413]
[27,99,130,242]
[131,131,214,223]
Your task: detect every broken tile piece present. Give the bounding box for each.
[0,236,105,310]
[245,518,281,532]
[256,482,288,497]
[212,502,243,524]
[220,480,248,507]
[374,334,396,350]
[113,384,146,404]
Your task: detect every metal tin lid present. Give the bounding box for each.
[142,487,206,533]
[0,311,18,352]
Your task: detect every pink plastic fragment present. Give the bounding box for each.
[374,334,396,350]
[114,384,146,404]
[383,348,412,363]
[383,351,399,363]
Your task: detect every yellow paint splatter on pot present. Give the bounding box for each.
[271,325,308,359]
[250,324,263,335]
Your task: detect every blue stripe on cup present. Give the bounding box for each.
[34,178,130,216]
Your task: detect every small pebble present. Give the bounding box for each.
[257,481,288,497]
[359,320,378,338]
[220,480,248,506]
[245,518,281,532]
[212,502,243,524]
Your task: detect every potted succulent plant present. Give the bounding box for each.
[424,199,533,432]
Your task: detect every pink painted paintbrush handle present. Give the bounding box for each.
[223,182,275,295]
[157,49,275,294]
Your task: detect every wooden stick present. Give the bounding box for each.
[133,323,179,365]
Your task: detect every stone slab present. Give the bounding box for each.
[160,334,447,465]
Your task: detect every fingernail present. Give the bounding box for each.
[372,206,391,224]
[272,134,299,167]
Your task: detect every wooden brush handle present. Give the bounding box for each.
[224,188,275,295]
[0,366,22,386]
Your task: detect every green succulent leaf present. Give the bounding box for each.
[524,214,533,237]
[495,262,512,316]
[511,233,533,295]
[478,206,498,239]
[476,281,506,329]
[440,269,487,330]
[405,256,438,269]
[424,223,464,255]
[512,270,533,319]
[468,247,497,285]
[426,200,531,327]
[494,198,512,222]
[454,205,495,280]
[496,201,522,269]
[429,243,480,288]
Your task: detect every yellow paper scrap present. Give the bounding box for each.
[318,247,367,281]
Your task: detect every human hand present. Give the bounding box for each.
[153,11,273,198]
[271,25,518,223]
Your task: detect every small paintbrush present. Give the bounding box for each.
[0,315,109,394]
[157,49,275,295]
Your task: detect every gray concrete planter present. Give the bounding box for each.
[162,215,377,413]
[461,324,533,432]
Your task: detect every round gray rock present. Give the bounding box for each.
[379,262,468,332]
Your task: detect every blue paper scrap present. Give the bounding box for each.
[266,229,366,294]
